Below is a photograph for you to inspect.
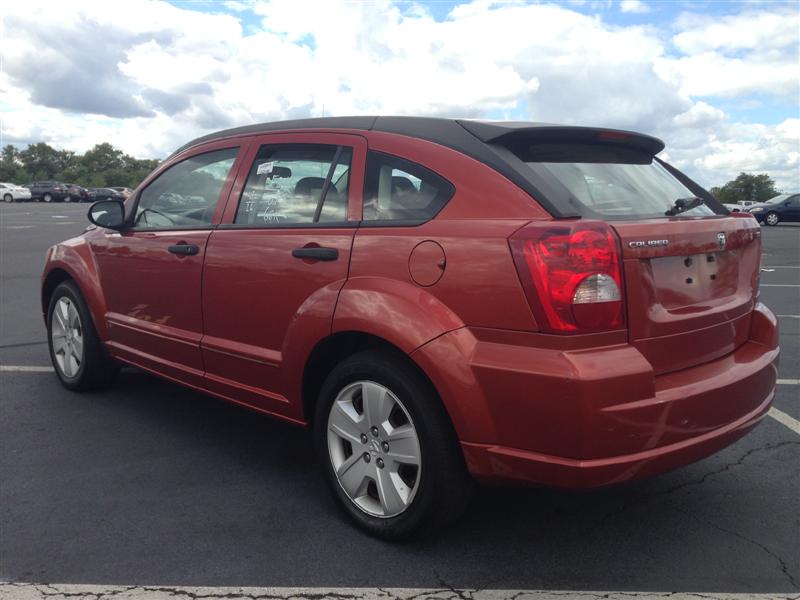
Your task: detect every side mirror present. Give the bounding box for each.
[88,200,126,230]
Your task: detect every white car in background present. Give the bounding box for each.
[0,182,31,202]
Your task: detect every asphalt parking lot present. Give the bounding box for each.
[0,203,798,595]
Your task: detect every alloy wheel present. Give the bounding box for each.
[766,213,779,226]
[51,297,84,378]
[3,194,12,203]
[43,193,52,203]
[327,380,422,518]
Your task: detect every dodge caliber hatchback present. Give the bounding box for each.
[42,117,779,539]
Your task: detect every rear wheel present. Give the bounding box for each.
[47,281,118,390]
[3,194,12,203]
[43,193,53,203]
[314,350,472,540]
[64,195,72,203]
[765,212,779,226]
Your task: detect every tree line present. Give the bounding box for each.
[709,172,780,204]
[0,143,160,189]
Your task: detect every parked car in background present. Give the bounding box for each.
[0,182,31,202]
[723,203,742,212]
[110,187,133,198]
[27,181,70,202]
[87,188,126,202]
[747,193,800,226]
[64,183,89,203]
[42,117,778,539]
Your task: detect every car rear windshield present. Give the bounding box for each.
[511,143,715,219]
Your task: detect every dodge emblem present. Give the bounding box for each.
[717,232,726,250]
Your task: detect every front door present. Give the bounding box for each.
[201,133,366,418]
[90,144,243,386]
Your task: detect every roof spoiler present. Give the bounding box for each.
[457,120,665,156]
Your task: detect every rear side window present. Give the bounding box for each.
[363,152,454,222]
[234,144,352,226]
[510,143,714,219]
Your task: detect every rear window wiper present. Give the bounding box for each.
[665,196,704,216]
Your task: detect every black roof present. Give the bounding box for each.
[172,117,668,218]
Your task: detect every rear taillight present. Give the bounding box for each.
[509,220,625,333]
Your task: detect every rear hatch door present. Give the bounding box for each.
[612,216,761,374]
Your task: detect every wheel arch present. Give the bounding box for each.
[301,331,452,435]
[42,243,109,340]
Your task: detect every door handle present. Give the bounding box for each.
[168,244,199,256]
[291,247,338,261]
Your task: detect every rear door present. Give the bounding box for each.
[201,132,366,415]
[612,217,761,374]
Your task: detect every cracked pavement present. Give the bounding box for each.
[1,208,798,597]
[1,584,798,600]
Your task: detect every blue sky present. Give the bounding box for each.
[2,0,798,189]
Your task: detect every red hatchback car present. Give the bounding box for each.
[42,117,779,539]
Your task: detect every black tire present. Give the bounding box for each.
[764,212,779,226]
[314,349,472,540]
[43,193,53,203]
[47,280,119,391]
[3,194,12,203]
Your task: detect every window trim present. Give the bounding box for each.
[125,141,243,231]
[360,150,455,226]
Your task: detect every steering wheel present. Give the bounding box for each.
[136,207,176,227]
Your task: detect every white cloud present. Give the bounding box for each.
[619,0,649,14]
[657,6,800,100]
[0,0,797,191]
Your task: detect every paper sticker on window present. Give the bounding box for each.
[257,161,275,176]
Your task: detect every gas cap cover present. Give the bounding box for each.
[408,240,446,287]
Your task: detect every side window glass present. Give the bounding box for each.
[234,144,352,226]
[363,151,454,222]
[134,147,238,229]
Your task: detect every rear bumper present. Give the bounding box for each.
[461,388,773,489]
[413,303,779,488]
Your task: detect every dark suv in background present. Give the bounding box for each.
[63,184,89,203]
[87,188,127,202]
[27,182,70,203]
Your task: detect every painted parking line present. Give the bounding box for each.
[768,407,800,435]
[777,315,800,319]
[0,583,792,600]
[760,284,800,287]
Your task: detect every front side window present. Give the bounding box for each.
[234,144,352,226]
[133,147,238,229]
[363,152,454,222]
[512,143,715,219]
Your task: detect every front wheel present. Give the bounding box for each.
[3,194,12,203]
[315,350,472,540]
[47,281,118,390]
[64,195,72,203]
[43,193,53,203]
[764,212,779,226]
